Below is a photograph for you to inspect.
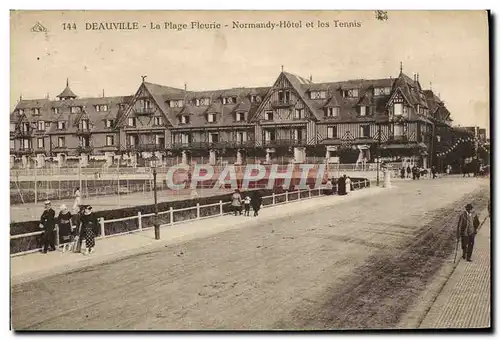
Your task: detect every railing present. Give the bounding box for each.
[126,144,165,152]
[134,107,155,115]
[10,179,372,256]
[262,139,307,147]
[271,99,296,108]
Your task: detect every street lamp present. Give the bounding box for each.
[150,155,160,240]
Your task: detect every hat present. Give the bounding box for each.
[465,204,473,210]
[44,200,51,205]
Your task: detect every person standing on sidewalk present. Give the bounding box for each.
[456,203,480,262]
[80,205,98,255]
[73,187,82,210]
[39,201,56,254]
[57,204,73,252]
[231,189,242,216]
[251,191,262,217]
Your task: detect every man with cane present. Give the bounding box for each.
[456,203,480,262]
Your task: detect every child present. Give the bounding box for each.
[243,195,251,216]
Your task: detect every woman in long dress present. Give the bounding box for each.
[251,191,262,217]
[345,176,352,194]
[231,189,242,216]
[80,205,98,255]
[57,204,73,252]
[73,187,82,210]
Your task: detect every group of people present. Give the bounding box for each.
[38,187,98,255]
[231,189,263,217]
[324,175,352,196]
[399,165,439,180]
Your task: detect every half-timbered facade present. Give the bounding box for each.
[10,66,458,168]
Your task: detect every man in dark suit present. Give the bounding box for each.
[39,200,56,253]
[456,203,480,262]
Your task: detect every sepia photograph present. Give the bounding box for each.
[9,9,491,331]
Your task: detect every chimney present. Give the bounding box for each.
[102,89,105,97]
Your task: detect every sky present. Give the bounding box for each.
[10,10,490,133]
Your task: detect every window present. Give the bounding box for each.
[264,130,275,141]
[343,89,359,98]
[18,109,24,115]
[180,133,190,144]
[57,137,65,147]
[169,100,184,108]
[81,119,89,130]
[105,119,114,128]
[278,90,291,103]
[70,106,81,113]
[209,133,219,143]
[22,122,30,132]
[106,135,114,146]
[291,129,303,141]
[10,140,14,149]
[394,124,403,137]
[394,103,403,116]
[360,125,370,138]
[374,87,392,96]
[95,104,108,112]
[235,112,244,122]
[155,135,164,146]
[154,116,163,125]
[128,135,137,146]
[37,138,44,148]
[37,121,45,131]
[22,139,30,149]
[236,132,247,143]
[45,122,50,130]
[10,123,15,132]
[327,107,340,117]
[52,107,60,114]
[436,135,441,143]
[128,117,136,127]
[360,106,367,116]
[223,97,236,105]
[208,113,216,123]
[33,108,40,115]
[264,111,273,120]
[294,109,304,119]
[327,126,337,139]
[250,95,261,103]
[180,115,189,124]
[57,121,66,130]
[310,91,326,100]
[195,98,210,106]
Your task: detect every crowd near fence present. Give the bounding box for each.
[10,178,372,256]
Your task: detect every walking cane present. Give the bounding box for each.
[454,238,460,263]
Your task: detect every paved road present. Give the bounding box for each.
[11,178,489,330]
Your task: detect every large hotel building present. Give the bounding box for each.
[10,65,458,169]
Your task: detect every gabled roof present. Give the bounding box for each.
[282,72,321,120]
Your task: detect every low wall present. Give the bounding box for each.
[10,178,372,255]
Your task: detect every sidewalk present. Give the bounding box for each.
[419,215,491,329]
[11,186,386,286]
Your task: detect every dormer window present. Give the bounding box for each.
[195,98,210,106]
[128,117,136,127]
[37,120,45,131]
[207,113,216,123]
[169,100,184,108]
[394,103,403,116]
[264,111,273,121]
[105,119,114,128]
[374,87,392,96]
[342,89,359,98]
[359,106,368,116]
[57,121,66,130]
[278,90,291,104]
[222,97,237,105]
[33,108,40,115]
[70,106,81,114]
[235,112,245,122]
[52,107,60,114]
[18,109,24,115]
[310,91,326,100]
[250,95,261,103]
[95,104,109,112]
[81,119,89,130]
[179,115,190,124]
[327,107,340,117]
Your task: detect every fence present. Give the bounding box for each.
[10,179,373,256]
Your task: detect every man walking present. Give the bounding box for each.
[39,200,56,253]
[456,203,480,262]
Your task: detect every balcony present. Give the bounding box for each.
[134,107,155,115]
[76,128,92,136]
[271,99,296,109]
[126,143,165,152]
[12,148,34,155]
[15,130,31,138]
[76,145,93,154]
[171,142,208,150]
[262,139,307,147]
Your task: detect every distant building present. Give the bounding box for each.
[10,65,459,169]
